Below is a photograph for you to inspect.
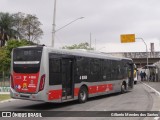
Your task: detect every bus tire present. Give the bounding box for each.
[134,81,137,84]
[78,86,88,103]
[121,82,126,94]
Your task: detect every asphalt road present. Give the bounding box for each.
[0,82,160,120]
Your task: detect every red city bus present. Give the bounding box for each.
[10,46,134,103]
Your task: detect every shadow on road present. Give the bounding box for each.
[16,92,130,111]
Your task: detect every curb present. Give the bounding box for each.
[0,99,16,103]
[0,93,15,103]
[0,92,10,94]
[142,82,160,96]
[142,82,160,120]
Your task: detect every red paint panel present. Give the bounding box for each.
[88,84,113,94]
[108,84,113,90]
[13,72,39,93]
[88,86,97,94]
[48,90,62,100]
[74,88,80,96]
[97,85,106,93]
[47,84,113,101]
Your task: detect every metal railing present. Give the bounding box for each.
[0,72,10,87]
[107,52,160,58]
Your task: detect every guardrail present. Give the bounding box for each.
[106,52,160,58]
[0,87,10,92]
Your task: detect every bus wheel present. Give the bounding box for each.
[134,81,137,84]
[78,86,88,103]
[121,83,126,94]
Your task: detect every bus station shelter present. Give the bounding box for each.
[142,65,158,82]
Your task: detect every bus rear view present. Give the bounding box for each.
[10,46,45,101]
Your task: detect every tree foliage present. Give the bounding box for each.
[0,47,10,72]
[23,14,43,42]
[12,12,43,42]
[12,12,25,39]
[62,42,94,50]
[0,12,18,46]
[0,12,43,47]
[0,40,34,72]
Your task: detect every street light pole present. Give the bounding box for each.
[52,0,57,47]
[51,0,84,47]
[97,47,106,51]
[55,17,84,32]
[52,17,84,47]
[136,38,148,69]
[136,38,149,81]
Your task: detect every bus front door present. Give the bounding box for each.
[61,58,74,100]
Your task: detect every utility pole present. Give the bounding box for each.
[51,0,84,47]
[52,0,57,47]
[90,33,92,49]
[95,39,96,50]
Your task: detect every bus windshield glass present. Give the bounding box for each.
[13,47,43,73]
[13,47,42,62]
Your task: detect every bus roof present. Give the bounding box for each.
[15,46,133,61]
[46,47,132,61]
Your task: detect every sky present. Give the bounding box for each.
[1,0,160,52]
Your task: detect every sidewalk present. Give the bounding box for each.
[0,92,10,94]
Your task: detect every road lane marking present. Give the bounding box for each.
[142,83,160,96]
[142,83,160,120]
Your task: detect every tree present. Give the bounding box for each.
[0,47,10,86]
[0,47,10,72]
[12,12,25,39]
[12,12,43,43]
[0,12,18,47]
[62,42,94,50]
[22,14,43,42]
[0,12,43,47]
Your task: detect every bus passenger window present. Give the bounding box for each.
[90,59,100,74]
[50,59,60,73]
[76,57,83,75]
[83,58,90,74]
[49,58,61,85]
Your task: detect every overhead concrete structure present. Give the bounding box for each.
[105,52,160,67]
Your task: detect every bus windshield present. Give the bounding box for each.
[13,47,43,73]
[13,47,42,62]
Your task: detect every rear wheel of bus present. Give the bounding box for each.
[78,86,88,103]
[121,82,126,94]
[134,81,137,84]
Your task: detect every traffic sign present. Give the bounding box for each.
[120,34,135,43]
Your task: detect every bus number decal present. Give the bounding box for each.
[80,75,87,80]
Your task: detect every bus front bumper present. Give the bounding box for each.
[10,88,46,102]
